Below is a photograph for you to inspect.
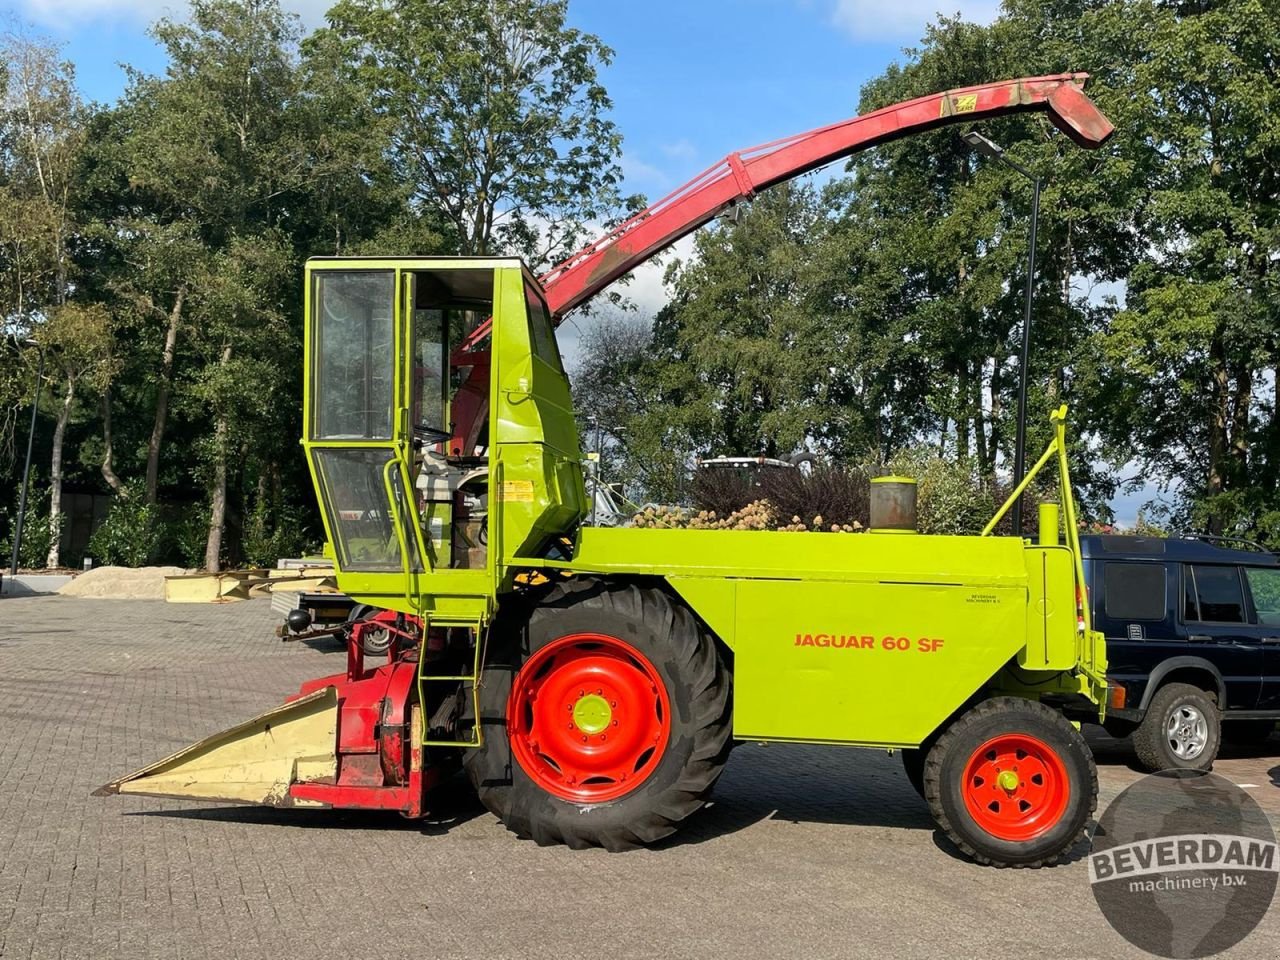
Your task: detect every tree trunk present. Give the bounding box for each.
[1206,331,1230,535]
[955,363,970,459]
[204,344,233,572]
[46,375,75,568]
[146,286,186,504]
[1229,363,1252,478]
[100,387,126,496]
[989,359,1004,486]
[973,362,991,476]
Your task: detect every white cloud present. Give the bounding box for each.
[830,0,1001,41]
[620,152,671,192]
[659,139,698,163]
[17,0,333,31]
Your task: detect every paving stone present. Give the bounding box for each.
[0,595,1277,959]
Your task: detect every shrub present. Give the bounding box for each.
[0,474,63,569]
[886,449,1000,536]
[166,504,211,569]
[690,466,757,518]
[241,499,314,568]
[87,484,161,567]
[761,464,869,530]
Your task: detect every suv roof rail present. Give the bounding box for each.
[1177,533,1275,556]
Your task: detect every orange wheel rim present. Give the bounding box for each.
[961,734,1070,842]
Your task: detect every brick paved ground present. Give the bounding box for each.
[1,595,1277,960]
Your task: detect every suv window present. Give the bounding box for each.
[1103,562,1165,621]
[1244,567,1280,626]
[1185,565,1246,623]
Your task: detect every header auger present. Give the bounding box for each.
[100,75,1116,867]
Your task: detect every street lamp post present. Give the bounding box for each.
[9,338,46,586]
[961,130,1041,537]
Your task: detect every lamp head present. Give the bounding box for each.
[961,130,1005,160]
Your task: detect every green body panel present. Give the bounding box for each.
[301,256,1107,752]
[527,527,1091,747]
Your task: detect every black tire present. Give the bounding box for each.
[1223,719,1275,746]
[901,728,941,799]
[463,578,732,851]
[924,697,1096,868]
[1131,682,1220,772]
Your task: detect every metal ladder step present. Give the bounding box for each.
[417,618,487,748]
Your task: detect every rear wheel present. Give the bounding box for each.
[464,579,732,850]
[924,698,1096,867]
[1132,682,1220,772]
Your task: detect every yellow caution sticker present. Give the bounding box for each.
[941,93,978,116]
[502,480,535,502]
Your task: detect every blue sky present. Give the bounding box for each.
[27,0,1001,188]
[14,0,1157,521]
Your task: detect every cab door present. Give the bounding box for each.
[305,266,427,609]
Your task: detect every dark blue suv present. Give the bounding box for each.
[1082,535,1280,771]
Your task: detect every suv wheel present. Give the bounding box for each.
[1132,682,1220,772]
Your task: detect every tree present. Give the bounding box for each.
[573,185,871,501]
[308,0,629,265]
[572,310,691,503]
[0,30,91,562]
[35,302,116,565]
[1079,0,1280,536]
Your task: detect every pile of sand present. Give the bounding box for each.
[58,565,188,600]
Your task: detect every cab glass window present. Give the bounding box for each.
[1185,565,1246,623]
[526,282,562,373]
[412,306,447,437]
[312,448,416,572]
[313,271,395,439]
[1103,562,1166,621]
[1245,567,1280,626]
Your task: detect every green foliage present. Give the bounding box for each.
[241,498,313,568]
[886,449,1000,536]
[167,505,212,569]
[577,0,1280,541]
[87,485,160,567]
[310,0,632,265]
[4,0,1280,572]
[0,475,63,569]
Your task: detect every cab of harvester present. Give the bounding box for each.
[303,258,585,622]
[100,74,1120,868]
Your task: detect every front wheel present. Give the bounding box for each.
[924,698,1096,867]
[464,579,732,850]
[1131,682,1220,772]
